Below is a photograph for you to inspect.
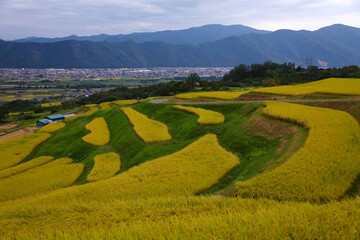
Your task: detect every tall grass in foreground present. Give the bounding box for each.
[121,107,172,143]
[235,101,360,202]
[82,117,110,146]
[87,152,120,182]
[0,133,51,171]
[173,105,225,125]
[0,158,83,201]
[0,196,359,239]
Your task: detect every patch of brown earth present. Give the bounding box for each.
[237,93,285,101]
[0,122,17,131]
[0,127,39,142]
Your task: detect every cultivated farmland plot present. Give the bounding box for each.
[1,78,360,239]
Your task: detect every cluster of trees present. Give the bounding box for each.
[1,62,360,123]
[221,62,360,87]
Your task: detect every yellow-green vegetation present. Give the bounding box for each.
[252,78,360,96]
[176,91,249,100]
[113,99,137,105]
[65,107,98,122]
[173,105,225,125]
[1,134,238,204]
[8,112,21,116]
[38,122,65,133]
[121,107,171,143]
[99,101,112,109]
[0,156,53,179]
[82,117,110,146]
[41,102,62,107]
[0,158,83,201]
[84,104,97,108]
[0,133,51,171]
[87,152,121,182]
[235,101,360,202]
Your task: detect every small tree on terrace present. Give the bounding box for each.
[186,73,200,90]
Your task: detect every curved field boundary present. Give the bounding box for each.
[65,107,98,122]
[176,91,249,100]
[173,105,225,125]
[121,107,171,143]
[5,134,239,204]
[0,158,84,201]
[113,99,137,105]
[251,78,360,96]
[38,122,65,133]
[87,152,121,182]
[235,101,360,202]
[82,117,110,146]
[100,102,112,109]
[0,156,54,179]
[0,133,51,171]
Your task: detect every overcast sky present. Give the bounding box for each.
[0,0,359,40]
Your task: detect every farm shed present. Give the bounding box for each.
[36,119,52,127]
[45,114,65,122]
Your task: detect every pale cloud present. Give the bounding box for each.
[0,0,359,40]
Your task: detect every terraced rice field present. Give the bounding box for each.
[0,81,360,239]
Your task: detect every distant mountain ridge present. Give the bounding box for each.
[1,24,359,68]
[14,24,270,45]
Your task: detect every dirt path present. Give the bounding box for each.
[0,127,39,142]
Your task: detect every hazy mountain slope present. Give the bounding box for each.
[14,24,270,45]
[1,24,359,68]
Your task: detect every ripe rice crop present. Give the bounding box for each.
[173,105,224,125]
[113,99,137,105]
[0,156,53,179]
[99,102,112,109]
[38,122,65,133]
[176,91,249,100]
[8,112,21,116]
[121,107,171,143]
[235,101,360,202]
[84,104,97,108]
[0,133,51,171]
[87,152,121,182]
[252,78,360,96]
[82,117,110,146]
[0,159,83,201]
[41,102,61,107]
[65,107,98,122]
[2,196,359,239]
[2,134,238,204]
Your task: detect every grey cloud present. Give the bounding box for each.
[0,0,359,40]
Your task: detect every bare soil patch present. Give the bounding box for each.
[0,127,39,142]
[0,122,17,131]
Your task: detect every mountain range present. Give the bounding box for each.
[1,24,359,68]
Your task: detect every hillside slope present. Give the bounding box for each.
[1,24,359,68]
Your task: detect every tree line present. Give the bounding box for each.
[1,62,360,122]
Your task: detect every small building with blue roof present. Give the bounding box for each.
[36,114,65,127]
